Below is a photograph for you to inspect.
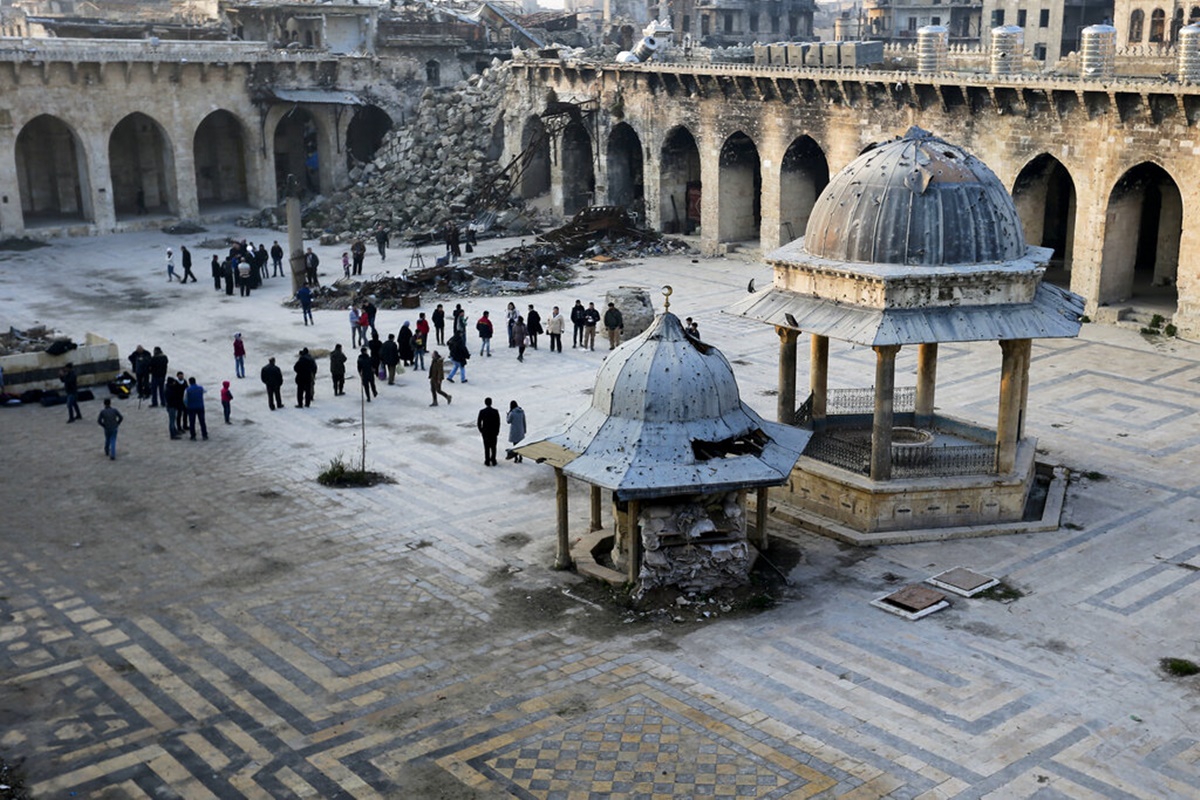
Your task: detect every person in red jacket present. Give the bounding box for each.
[233,333,246,379]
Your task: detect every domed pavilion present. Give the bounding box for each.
[731,127,1084,543]
[515,289,810,593]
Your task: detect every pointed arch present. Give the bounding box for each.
[659,125,700,234]
[110,112,176,218]
[345,105,393,168]
[718,131,761,243]
[273,107,322,200]
[16,114,92,225]
[519,115,551,200]
[1012,154,1077,273]
[779,135,829,243]
[194,110,248,210]
[1100,162,1180,311]
[606,122,644,217]
[561,119,595,216]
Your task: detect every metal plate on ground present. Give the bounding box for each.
[870,584,950,620]
[927,566,1000,597]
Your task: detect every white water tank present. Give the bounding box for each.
[917,25,948,74]
[1179,24,1200,82]
[1080,24,1116,79]
[990,25,1024,75]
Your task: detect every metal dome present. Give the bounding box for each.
[803,127,1026,266]
[514,308,809,500]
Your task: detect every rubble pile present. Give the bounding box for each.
[0,325,64,357]
[243,63,517,241]
[637,493,754,595]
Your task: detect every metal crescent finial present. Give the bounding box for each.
[662,284,672,311]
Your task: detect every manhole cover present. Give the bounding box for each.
[927,567,999,597]
[871,584,949,620]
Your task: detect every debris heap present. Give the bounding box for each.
[243,64,515,240]
[638,494,754,595]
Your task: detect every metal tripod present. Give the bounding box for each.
[408,244,426,273]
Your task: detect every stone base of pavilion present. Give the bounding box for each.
[766,447,1069,547]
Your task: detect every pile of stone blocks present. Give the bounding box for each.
[637,493,752,594]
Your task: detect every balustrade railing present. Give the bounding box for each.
[803,430,997,477]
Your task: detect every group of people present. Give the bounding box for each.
[475,397,526,467]
[164,239,288,297]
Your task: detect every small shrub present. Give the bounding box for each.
[1079,315,1091,323]
[978,582,1024,602]
[1164,323,1178,337]
[317,455,382,487]
[1141,327,1159,336]
[1150,314,1165,328]
[1160,657,1200,677]
[1082,471,1107,481]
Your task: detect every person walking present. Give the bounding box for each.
[363,299,379,335]
[505,400,527,462]
[351,238,366,275]
[232,333,246,378]
[428,351,452,406]
[165,375,184,438]
[476,311,494,357]
[526,305,542,349]
[512,316,528,363]
[452,304,467,341]
[261,357,284,411]
[374,225,389,261]
[367,330,383,379]
[342,252,351,279]
[166,247,179,282]
[432,303,446,346]
[270,240,285,277]
[294,349,317,408]
[97,398,124,460]
[180,246,197,283]
[348,306,361,345]
[412,330,427,371]
[297,286,314,326]
[220,380,233,424]
[583,302,600,350]
[604,302,624,350]
[256,243,270,283]
[446,333,470,383]
[359,308,372,348]
[171,371,188,434]
[570,300,586,348]
[381,333,400,385]
[329,344,347,396]
[477,397,501,466]
[60,364,81,423]
[211,254,223,290]
[357,347,378,401]
[506,302,519,347]
[546,306,564,353]
[184,377,208,440]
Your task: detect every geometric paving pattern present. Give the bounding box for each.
[463,692,835,799]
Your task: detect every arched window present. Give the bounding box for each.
[1150,8,1166,42]
[425,59,440,86]
[1129,9,1145,42]
[1192,6,1200,24]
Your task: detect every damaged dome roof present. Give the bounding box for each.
[803,126,1026,266]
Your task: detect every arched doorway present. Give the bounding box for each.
[16,114,91,225]
[779,136,828,243]
[426,60,440,86]
[561,120,595,216]
[487,118,505,161]
[519,115,551,200]
[109,112,175,218]
[659,126,700,234]
[1100,163,1180,311]
[718,131,761,243]
[274,107,321,200]
[607,123,645,220]
[194,110,248,211]
[1012,154,1076,274]
[345,105,393,168]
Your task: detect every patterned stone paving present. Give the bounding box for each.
[2,230,1200,797]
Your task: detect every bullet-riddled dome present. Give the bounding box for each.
[803,127,1026,266]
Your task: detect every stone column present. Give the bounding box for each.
[755,486,769,550]
[776,326,798,424]
[626,499,641,584]
[0,128,24,235]
[995,339,1030,473]
[590,485,603,531]
[810,334,829,429]
[285,175,305,295]
[915,342,938,426]
[870,345,900,481]
[554,467,572,570]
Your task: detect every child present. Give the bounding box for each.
[220,380,233,424]
[342,252,351,278]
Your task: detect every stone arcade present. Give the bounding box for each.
[733,127,1083,544]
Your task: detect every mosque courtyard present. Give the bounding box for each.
[1,226,1198,799]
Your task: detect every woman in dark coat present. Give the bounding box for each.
[367,330,383,375]
[396,321,415,366]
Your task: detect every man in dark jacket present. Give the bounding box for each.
[304,248,320,287]
[129,345,152,400]
[329,344,347,396]
[431,304,446,345]
[570,300,586,348]
[149,347,169,408]
[526,305,542,349]
[270,241,285,277]
[260,357,284,410]
[603,302,624,350]
[381,334,400,384]
[446,334,470,383]
[293,349,318,407]
[60,364,81,423]
[165,374,185,438]
[357,347,377,401]
[477,397,501,466]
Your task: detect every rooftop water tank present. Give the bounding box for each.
[1179,24,1200,83]
[917,25,948,74]
[1080,24,1116,80]
[990,25,1024,75]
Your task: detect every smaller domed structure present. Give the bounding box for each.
[804,127,1026,267]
